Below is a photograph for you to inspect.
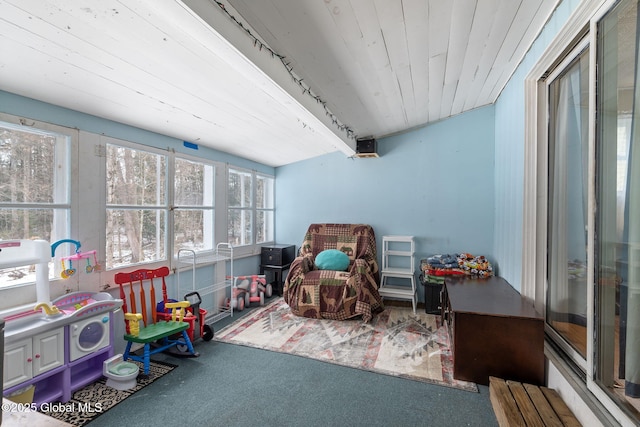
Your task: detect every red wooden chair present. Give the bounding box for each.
[114,266,197,375]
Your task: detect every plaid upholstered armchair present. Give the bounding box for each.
[283,223,384,322]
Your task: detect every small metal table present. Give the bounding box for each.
[259,263,292,297]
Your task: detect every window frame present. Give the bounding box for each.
[255,172,275,245]
[227,166,275,257]
[227,166,254,249]
[104,138,169,271]
[172,153,217,258]
[543,36,592,372]
[0,112,79,308]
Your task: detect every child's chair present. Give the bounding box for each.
[114,266,197,375]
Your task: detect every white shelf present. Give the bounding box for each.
[384,250,414,257]
[379,235,416,313]
[382,235,414,242]
[378,285,416,298]
[175,248,232,266]
[176,243,234,323]
[381,267,415,277]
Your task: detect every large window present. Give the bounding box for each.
[228,168,274,247]
[173,157,215,255]
[0,112,274,311]
[106,148,221,269]
[106,143,167,269]
[0,118,72,286]
[256,173,274,244]
[228,168,252,246]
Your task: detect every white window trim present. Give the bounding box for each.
[227,166,275,258]
[256,171,275,244]
[522,0,636,424]
[103,136,170,273]
[171,152,222,263]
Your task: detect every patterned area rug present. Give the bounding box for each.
[215,298,477,392]
[39,360,176,426]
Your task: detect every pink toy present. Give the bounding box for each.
[52,239,102,279]
[227,275,272,311]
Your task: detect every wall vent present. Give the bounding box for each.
[355,138,379,158]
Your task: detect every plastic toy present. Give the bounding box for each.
[183,291,214,342]
[51,239,102,279]
[157,291,214,353]
[227,275,272,311]
[124,313,143,337]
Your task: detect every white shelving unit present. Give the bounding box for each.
[378,235,417,313]
[176,243,234,323]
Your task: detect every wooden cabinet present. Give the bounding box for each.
[443,276,544,386]
[3,328,64,389]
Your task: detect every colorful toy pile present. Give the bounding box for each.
[420,252,494,283]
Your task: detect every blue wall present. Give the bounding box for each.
[492,0,580,290]
[0,90,274,175]
[275,105,496,294]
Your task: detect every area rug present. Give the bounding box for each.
[215,298,477,392]
[39,360,176,426]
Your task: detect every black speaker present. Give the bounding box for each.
[355,138,378,158]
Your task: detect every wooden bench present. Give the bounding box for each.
[490,377,582,427]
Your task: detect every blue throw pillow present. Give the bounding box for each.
[315,249,350,271]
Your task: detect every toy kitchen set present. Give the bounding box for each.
[0,239,123,407]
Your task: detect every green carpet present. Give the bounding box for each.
[64,299,498,427]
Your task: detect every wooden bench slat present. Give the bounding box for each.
[490,377,526,427]
[506,380,545,427]
[540,387,582,427]
[490,376,582,427]
[523,383,564,427]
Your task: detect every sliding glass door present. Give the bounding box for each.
[547,44,590,361]
[596,0,640,416]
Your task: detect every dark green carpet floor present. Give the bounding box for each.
[86,302,498,427]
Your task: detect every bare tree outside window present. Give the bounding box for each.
[227,168,273,246]
[174,157,214,255]
[256,174,274,243]
[228,168,252,246]
[106,144,166,269]
[0,121,70,285]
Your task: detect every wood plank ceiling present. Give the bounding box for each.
[0,0,559,167]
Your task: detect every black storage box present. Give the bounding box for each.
[261,244,296,266]
[420,274,443,315]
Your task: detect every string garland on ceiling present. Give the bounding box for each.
[212,0,357,140]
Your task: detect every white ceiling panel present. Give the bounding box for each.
[0,0,559,166]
